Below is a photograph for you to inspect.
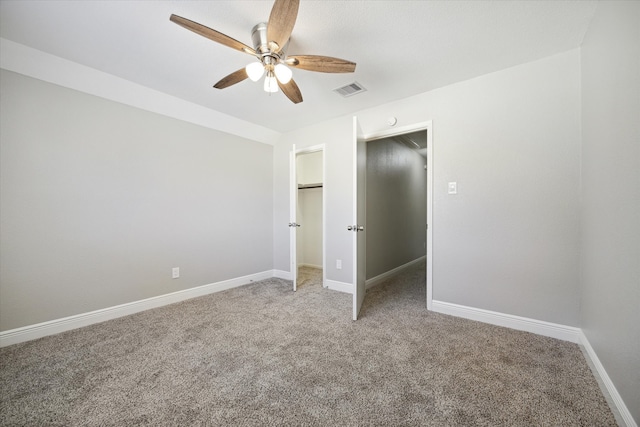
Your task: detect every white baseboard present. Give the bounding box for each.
[0,270,274,348]
[273,269,292,280]
[431,300,581,343]
[3,275,634,427]
[431,300,636,425]
[579,331,637,427]
[299,263,322,269]
[325,279,353,294]
[365,256,426,290]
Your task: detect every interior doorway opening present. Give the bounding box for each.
[290,146,326,291]
[366,129,428,288]
[354,121,433,314]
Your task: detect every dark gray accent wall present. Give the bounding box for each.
[580,1,640,422]
[0,70,273,331]
[366,137,427,279]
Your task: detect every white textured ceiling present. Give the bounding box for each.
[0,1,597,133]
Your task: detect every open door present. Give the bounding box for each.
[289,144,299,291]
[352,118,366,320]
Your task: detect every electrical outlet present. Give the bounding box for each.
[172,267,180,279]
[336,260,342,270]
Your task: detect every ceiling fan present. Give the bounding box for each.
[170,0,356,104]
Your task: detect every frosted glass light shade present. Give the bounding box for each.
[246,62,264,82]
[274,63,293,84]
[264,72,279,93]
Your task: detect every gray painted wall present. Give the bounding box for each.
[580,1,640,421]
[274,116,354,284]
[366,137,426,279]
[274,50,582,326]
[357,50,582,326]
[0,70,273,331]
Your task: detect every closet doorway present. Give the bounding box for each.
[289,145,325,291]
[363,122,433,309]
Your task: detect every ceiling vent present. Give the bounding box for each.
[333,82,367,97]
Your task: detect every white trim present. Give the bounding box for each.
[430,301,636,425]
[364,121,433,141]
[295,144,324,155]
[352,117,359,319]
[579,331,638,427]
[425,121,433,311]
[3,273,634,427]
[352,117,367,320]
[322,147,327,288]
[325,280,353,294]
[0,38,280,145]
[0,270,273,348]
[299,263,322,269]
[273,269,292,280]
[431,300,581,343]
[366,256,426,290]
[289,146,298,291]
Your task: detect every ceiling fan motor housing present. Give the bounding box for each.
[169,0,353,104]
[251,22,289,65]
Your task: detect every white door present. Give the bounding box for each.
[289,145,299,291]
[352,118,366,320]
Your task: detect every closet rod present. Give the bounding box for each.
[298,183,323,189]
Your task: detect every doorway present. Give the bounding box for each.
[366,129,428,284]
[354,121,433,320]
[290,146,326,291]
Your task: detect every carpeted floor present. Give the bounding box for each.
[0,262,617,426]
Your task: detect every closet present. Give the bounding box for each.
[296,151,323,279]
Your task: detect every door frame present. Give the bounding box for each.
[364,120,433,310]
[290,144,327,288]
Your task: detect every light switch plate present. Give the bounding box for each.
[448,182,457,194]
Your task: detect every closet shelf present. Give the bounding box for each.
[298,183,323,189]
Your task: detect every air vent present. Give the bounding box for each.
[333,82,367,97]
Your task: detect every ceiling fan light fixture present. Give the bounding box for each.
[246,62,265,82]
[274,63,293,84]
[171,0,355,104]
[264,71,279,93]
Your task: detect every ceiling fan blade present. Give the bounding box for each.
[267,0,299,52]
[286,55,356,73]
[213,68,249,89]
[278,79,303,104]
[170,14,256,56]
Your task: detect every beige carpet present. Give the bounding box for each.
[0,262,616,426]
